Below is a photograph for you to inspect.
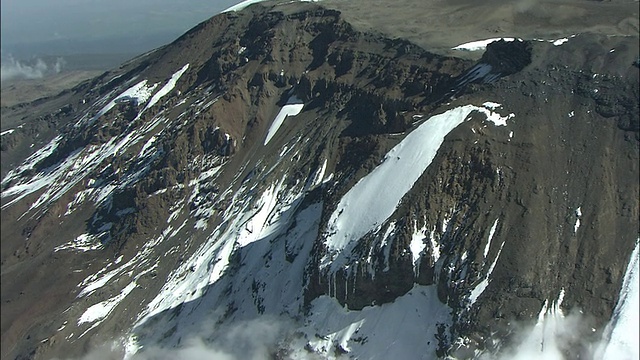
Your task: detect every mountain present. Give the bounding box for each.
[1,1,638,359]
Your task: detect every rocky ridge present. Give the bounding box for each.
[1,2,638,360]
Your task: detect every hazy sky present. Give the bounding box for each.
[1,0,240,56]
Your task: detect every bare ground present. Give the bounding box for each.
[1,70,103,108]
[322,0,639,56]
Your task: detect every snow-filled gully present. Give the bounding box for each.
[322,103,515,271]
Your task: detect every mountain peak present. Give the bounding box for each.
[1,1,638,359]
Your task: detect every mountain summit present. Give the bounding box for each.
[1,1,638,359]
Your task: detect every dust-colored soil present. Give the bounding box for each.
[1,70,103,107]
[322,0,639,56]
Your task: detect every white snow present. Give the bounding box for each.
[410,225,428,273]
[144,64,189,111]
[306,285,451,359]
[78,281,136,324]
[505,289,569,358]
[597,240,639,360]
[78,266,124,298]
[223,0,321,12]
[323,104,512,267]
[552,38,569,46]
[429,228,442,263]
[1,129,15,136]
[452,38,517,51]
[568,111,575,118]
[264,98,304,145]
[2,129,140,213]
[469,241,505,305]
[93,80,158,121]
[574,207,582,234]
[138,180,307,324]
[483,219,499,258]
[222,0,267,12]
[54,233,102,252]
[236,183,281,247]
[455,36,573,51]
[479,103,514,126]
[308,159,328,189]
[482,102,501,110]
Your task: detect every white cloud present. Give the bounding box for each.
[0,55,65,83]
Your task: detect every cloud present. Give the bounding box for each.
[475,309,637,360]
[1,55,66,83]
[59,316,316,360]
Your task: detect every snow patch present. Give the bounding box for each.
[483,219,499,258]
[306,285,451,359]
[144,64,189,111]
[93,80,158,121]
[54,233,102,252]
[597,240,639,359]
[574,207,582,234]
[452,38,518,51]
[410,225,428,273]
[323,104,512,268]
[78,281,136,324]
[552,38,569,46]
[469,241,505,305]
[264,97,304,145]
[223,0,321,12]
[479,103,514,126]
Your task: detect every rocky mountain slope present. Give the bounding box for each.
[1,1,638,359]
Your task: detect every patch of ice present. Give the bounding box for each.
[139,181,306,324]
[452,38,517,51]
[222,0,267,12]
[78,267,121,298]
[469,241,505,305]
[597,240,639,360]
[93,80,158,121]
[482,102,502,110]
[236,183,281,247]
[429,228,441,264]
[479,103,514,126]
[324,104,511,267]
[483,219,499,258]
[552,38,569,46]
[306,285,451,359]
[308,159,328,189]
[264,97,304,145]
[78,281,136,324]
[410,225,428,273]
[223,0,321,12]
[144,64,189,111]
[54,233,102,253]
[574,207,582,234]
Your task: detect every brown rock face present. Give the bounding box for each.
[1,1,638,359]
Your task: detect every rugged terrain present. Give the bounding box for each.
[1,1,638,359]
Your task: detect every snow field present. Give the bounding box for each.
[305,285,451,359]
[452,35,576,51]
[264,97,304,145]
[597,240,639,359]
[144,63,190,111]
[323,103,515,269]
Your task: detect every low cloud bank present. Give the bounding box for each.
[61,316,328,360]
[1,55,66,83]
